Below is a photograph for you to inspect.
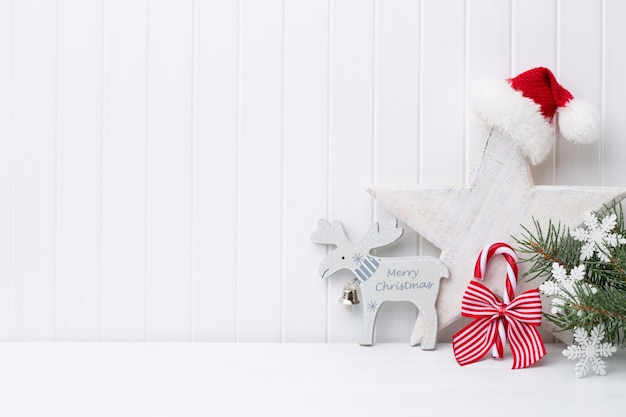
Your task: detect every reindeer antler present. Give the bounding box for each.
[361,219,404,252]
[311,219,349,246]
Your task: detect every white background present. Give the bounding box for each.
[1,0,625,343]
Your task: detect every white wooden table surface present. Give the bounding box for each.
[0,343,623,416]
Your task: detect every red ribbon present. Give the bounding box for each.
[453,280,546,369]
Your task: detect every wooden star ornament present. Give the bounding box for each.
[369,67,626,343]
[369,130,626,342]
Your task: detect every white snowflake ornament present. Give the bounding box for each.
[562,326,618,377]
[570,211,626,262]
[540,263,594,314]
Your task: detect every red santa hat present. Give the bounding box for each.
[469,67,601,165]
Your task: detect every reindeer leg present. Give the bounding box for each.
[416,306,438,350]
[409,311,425,347]
[359,299,381,346]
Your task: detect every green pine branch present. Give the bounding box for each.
[515,217,582,280]
[515,203,626,348]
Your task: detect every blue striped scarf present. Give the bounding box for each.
[353,256,381,283]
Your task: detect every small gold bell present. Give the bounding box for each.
[339,278,360,311]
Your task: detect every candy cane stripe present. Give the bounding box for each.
[453,242,546,369]
[475,243,518,303]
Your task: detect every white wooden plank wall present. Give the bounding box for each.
[1,0,626,342]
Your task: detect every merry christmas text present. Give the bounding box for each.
[386,268,420,279]
[375,281,434,292]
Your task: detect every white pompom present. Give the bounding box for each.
[557,98,601,144]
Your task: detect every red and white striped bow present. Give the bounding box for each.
[452,243,546,369]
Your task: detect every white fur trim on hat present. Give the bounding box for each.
[469,76,555,165]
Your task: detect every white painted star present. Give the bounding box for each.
[369,131,626,342]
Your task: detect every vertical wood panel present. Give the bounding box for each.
[420,0,465,187]
[463,0,511,340]
[512,0,557,185]
[102,0,148,341]
[0,0,13,340]
[57,0,103,341]
[282,0,329,342]
[237,0,285,342]
[147,0,194,341]
[419,0,466,341]
[513,1,559,344]
[192,0,239,342]
[512,0,557,74]
[2,0,626,343]
[466,0,511,171]
[602,0,626,186]
[372,0,420,342]
[556,0,602,185]
[12,0,58,341]
[327,0,375,342]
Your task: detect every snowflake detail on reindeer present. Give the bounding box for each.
[352,254,364,266]
[367,301,378,312]
[312,219,449,349]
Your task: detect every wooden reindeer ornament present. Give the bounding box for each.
[312,219,449,349]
